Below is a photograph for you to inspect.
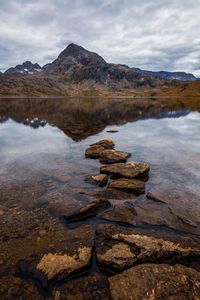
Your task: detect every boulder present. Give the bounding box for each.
[95,224,200,272]
[85,174,108,187]
[100,162,150,179]
[109,263,200,300]
[52,272,110,300]
[99,149,131,164]
[64,199,110,223]
[108,178,145,195]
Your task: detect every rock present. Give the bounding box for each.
[85,145,108,159]
[108,178,145,195]
[52,272,110,300]
[99,149,131,164]
[109,263,200,300]
[85,174,108,187]
[100,162,150,179]
[85,139,114,159]
[100,203,137,226]
[64,199,110,223]
[146,188,170,203]
[17,226,94,290]
[90,139,115,149]
[95,224,200,272]
[92,188,136,201]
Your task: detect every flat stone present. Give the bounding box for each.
[146,188,170,203]
[95,224,200,272]
[93,188,135,201]
[100,203,137,226]
[99,149,131,164]
[52,272,110,300]
[85,174,108,187]
[108,178,145,195]
[90,139,115,149]
[100,162,150,179]
[109,263,200,300]
[64,199,110,223]
[17,226,94,290]
[85,139,115,159]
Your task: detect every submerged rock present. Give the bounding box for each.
[99,149,131,164]
[100,203,137,226]
[100,162,150,179]
[17,226,94,290]
[85,174,108,187]
[85,139,114,159]
[64,199,110,223]
[95,224,200,272]
[52,272,110,300]
[109,263,200,300]
[108,178,145,195]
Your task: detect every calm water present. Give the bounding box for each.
[0,98,200,199]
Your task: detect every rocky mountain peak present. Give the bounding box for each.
[5,61,42,75]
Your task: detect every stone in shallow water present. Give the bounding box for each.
[100,203,137,226]
[85,174,108,187]
[63,199,110,223]
[52,272,110,300]
[93,188,135,201]
[108,178,145,195]
[109,263,200,300]
[100,162,150,179]
[85,139,115,159]
[99,149,131,164]
[95,224,200,271]
[17,226,94,290]
[90,139,115,148]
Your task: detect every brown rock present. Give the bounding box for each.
[109,264,200,300]
[90,139,115,149]
[95,224,200,271]
[99,149,131,164]
[85,139,115,159]
[64,199,110,223]
[85,174,108,187]
[108,178,145,195]
[93,188,135,201]
[17,227,94,290]
[100,162,150,179]
[100,203,137,226]
[52,272,110,300]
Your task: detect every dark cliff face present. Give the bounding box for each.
[5,61,42,75]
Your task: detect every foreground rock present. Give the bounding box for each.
[101,203,137,226]
[108,178,145,195]
[109,263,200,300]
[95,224,200,271]
[64,199,110,223]
[53,272,110,300]
[100,162,150,179]
[17,226,94,290]
[85,174,108,187]
[85,139,114,159]
[99,149,131,164]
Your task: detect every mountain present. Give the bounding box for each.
[5,61,42,75]
[43,43,157,87]
[0,43,198,96]
[144,70,197,81]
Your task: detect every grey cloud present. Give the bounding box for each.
[0,0,200,76]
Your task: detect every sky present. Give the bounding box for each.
[0,0,200,75]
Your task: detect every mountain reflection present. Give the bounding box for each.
[0,97,200,141]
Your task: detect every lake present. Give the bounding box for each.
[0,97,200,298]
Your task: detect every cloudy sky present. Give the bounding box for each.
[0,0,200,75]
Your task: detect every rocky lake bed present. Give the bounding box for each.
[0,97,200,299]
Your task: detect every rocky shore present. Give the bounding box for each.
[8,139,200,299]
